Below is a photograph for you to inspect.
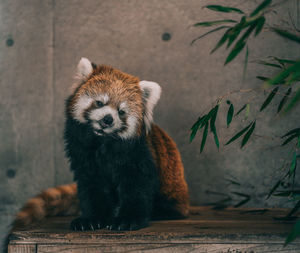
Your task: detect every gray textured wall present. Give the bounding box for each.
[1,0,300,245]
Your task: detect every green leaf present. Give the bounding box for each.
[205,5,244,14]
[191,26,230,45]
[190,127,198,143]
[235,104,247,116]
[258,60,282,69]
[260,87,279,111]
[277,88,292,113]
[266,180,281,199]
[245,104,250,119]
[200,123,209,153]
[227,103,234,127]
[285,219,300,246]
[225,122,253,145]
[287,200,300,218]
[234,197,251,207]
[272,28,300,44]
[243,46,249,81]
[255,16,265,36]
[285,87,300,112]
[226,178,241,186]
[241,121,256,148]
[265,62,300,86]
[225,24,256,65]
[250,0,272,17]
[193,19,237,27]
[231,191,251,208]
[282,128,300,138]
[273,57,296,65]
[273,190,300,197]
[225,41,246,65]
[281,134,299,146]
[211,28,232,53]
[210,105,220,150]
[256,76,270,81]
[290,152,297,175]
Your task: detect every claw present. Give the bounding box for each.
[81,225,84,231]
[97,223,101,229]
[89,224,94,231]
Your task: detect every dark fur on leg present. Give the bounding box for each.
[64,117,159,231]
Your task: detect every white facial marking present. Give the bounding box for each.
[119,101,129,113]
[72,95,93,123]
[118,115,138,139]
[95,94,109,104]
[139,80,161,132]
[89,106,122,131]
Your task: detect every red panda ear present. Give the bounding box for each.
[139,81,162,132]
[76,57,93,82]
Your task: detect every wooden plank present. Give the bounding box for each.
[8,207,300,246]
[38,243,300,253]
[8,244,36,253]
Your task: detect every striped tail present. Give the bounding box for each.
[13,183,79,228]
[3,183,79,253]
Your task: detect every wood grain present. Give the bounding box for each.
[7,207,300,252]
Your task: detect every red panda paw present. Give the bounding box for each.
[70,217,103,231]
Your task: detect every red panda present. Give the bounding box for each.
[7,58,189,236]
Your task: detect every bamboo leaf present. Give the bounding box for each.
[287,200,300,218]
[256,76,270,81]
[225,41,246,65]
[241,121,256,148]
[272,28,300,44]
[285,87,300,112]
[234,197,251,207]
[227,103,234,127]
[200,123,209,153]
[282,128,300,138]
[260,87,279,111]
[225,122,253,145]
[205,5,244,14]
[282,132,300,146]
[277,88,292,113]
[290,152,297,174]
[225,23,256,65]
[243,46,249,81]
[211,28,232,53]
[190,126,199,143]
[285,219,300,246]
[273,57,296,65]
[258,60,282,69]
[191,26,230,45]
[194,20,237,27]
[255,16,265,36]
[245,104,250,119]
[266,180,282,199]
[210,105,220,150]
[250,0,272,17]
[265,61,300,86]
[235,104,247,116]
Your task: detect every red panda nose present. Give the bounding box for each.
[101,114,114,127]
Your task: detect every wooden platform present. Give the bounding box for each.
[7,206,300,253]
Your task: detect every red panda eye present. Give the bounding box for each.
[96,101,104,107]
[118,110,126,116]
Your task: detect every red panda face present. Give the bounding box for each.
[68,58,161,139]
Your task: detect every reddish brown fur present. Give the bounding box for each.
[147,125,189,217]
[13,65,189,229]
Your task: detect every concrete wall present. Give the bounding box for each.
[1,0,300,245]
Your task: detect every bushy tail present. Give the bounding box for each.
[3,183,79,253]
